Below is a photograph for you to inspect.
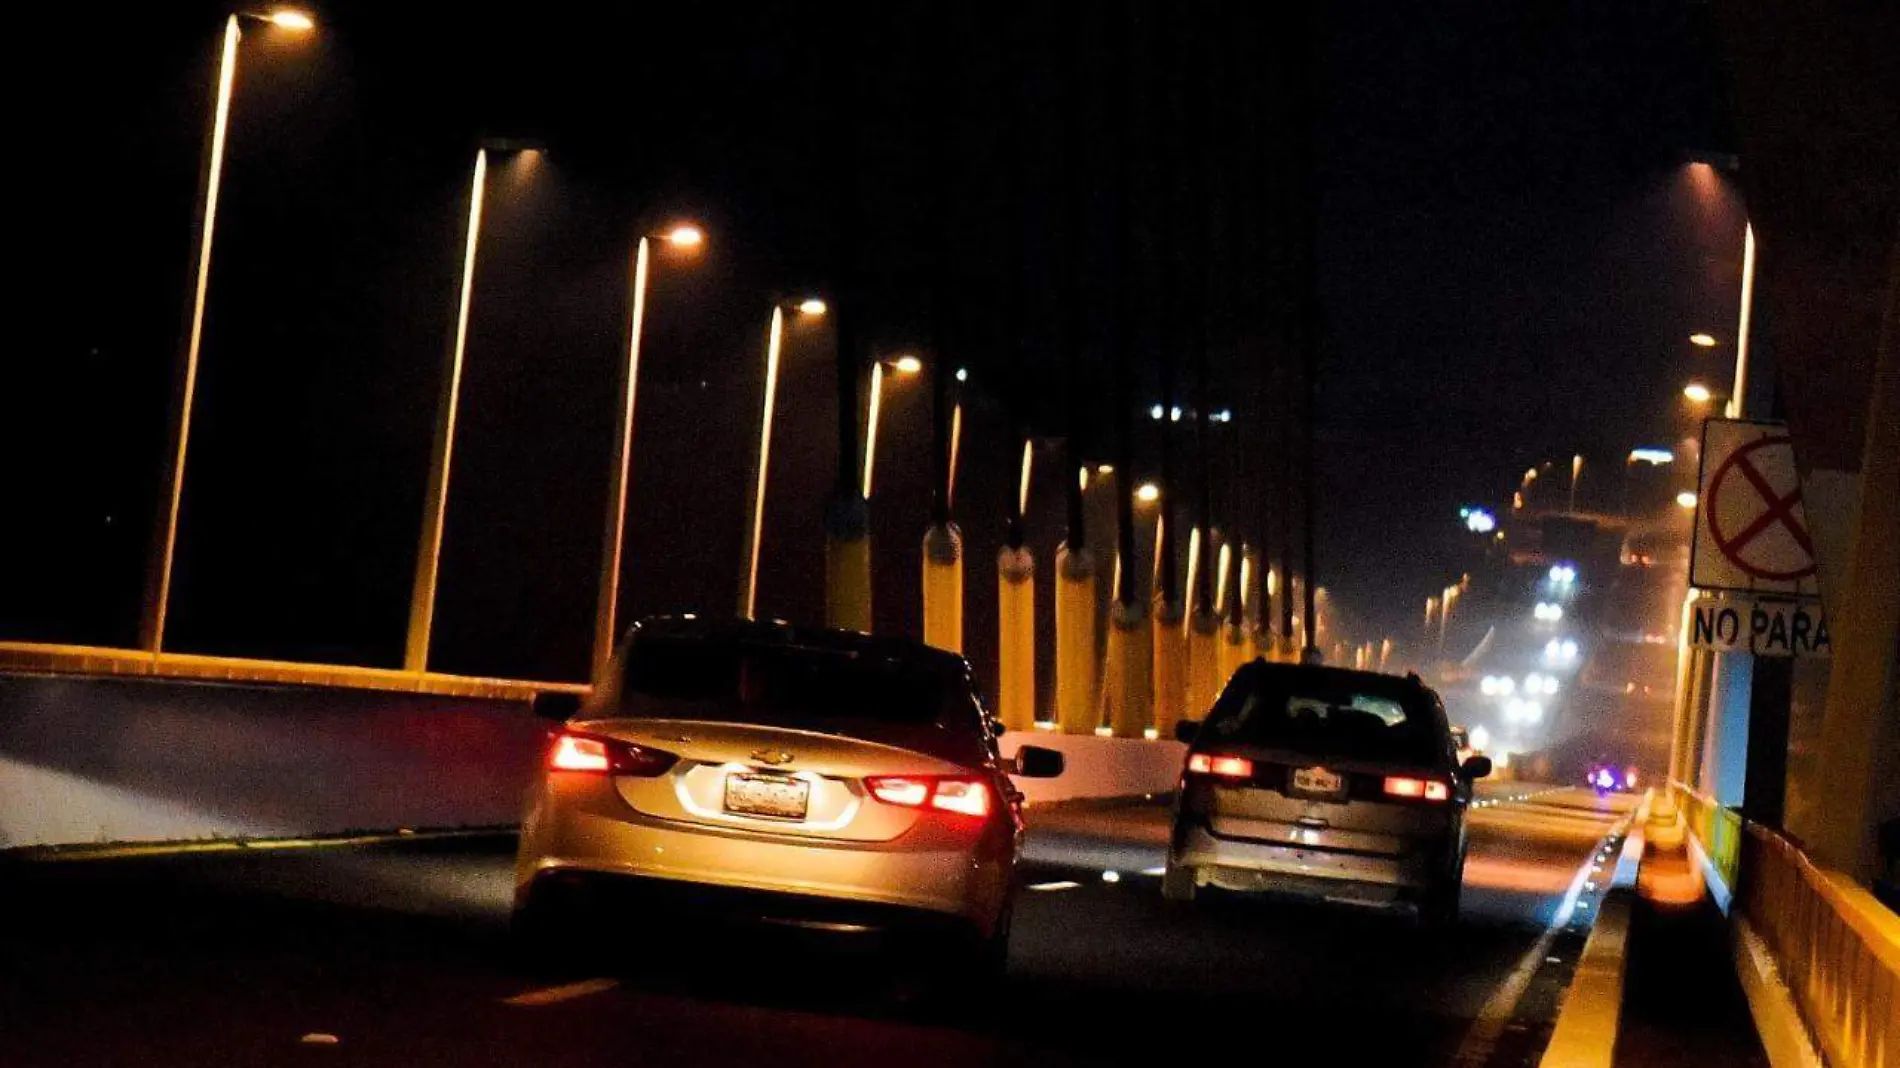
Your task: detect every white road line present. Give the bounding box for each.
[1449,812,1631,1067]
[1026,880,1082,892]
[501,978,619,1007]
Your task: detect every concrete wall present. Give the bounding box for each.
[1,674,1185,849]
[1001,731,1187,804]
[0,674,546,849]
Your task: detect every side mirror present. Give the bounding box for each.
[1461,755,1493,781]
[531,691,583,723]
[1174,720,1201,743]
[1012,745,1065,779]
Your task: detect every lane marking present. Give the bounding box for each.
[501,978,619,1007]
[1026,880,1081,892]
[1450,809,1635,1067]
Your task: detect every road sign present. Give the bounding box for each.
[1691,419,1821,596]
[1689,596,1832,658]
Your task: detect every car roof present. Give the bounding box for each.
[623,615,970,675]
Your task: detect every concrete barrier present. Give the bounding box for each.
[2,674,1186,850]
[0,674,545,850]
[1002,730,1186,804]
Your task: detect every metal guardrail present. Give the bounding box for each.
[1672,781,1744,895]
[1672,781,1899,1068]
[0,641,589,701]
[1740,822,1899,1068]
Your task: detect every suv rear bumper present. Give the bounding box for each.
[1170,819,1451,898]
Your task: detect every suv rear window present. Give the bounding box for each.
[619,637,956,725]
[1202,665,1443,765]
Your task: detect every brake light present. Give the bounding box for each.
[1187,753,1254,779]
[867,777,930,807]
[864,775,992,818]
[548,731,675,777]
[1383,776,1450,802]
[930,779,991,818]
[551,734,609,772]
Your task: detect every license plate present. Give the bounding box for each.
[724,773,810,820]
[1291,766,1345,797]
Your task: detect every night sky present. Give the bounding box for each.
[9,1,1739,693]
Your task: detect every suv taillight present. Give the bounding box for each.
[1383,776,1451,802]
[865,775,993,818]
[1186,753,1254,779]
[548,731,676,777]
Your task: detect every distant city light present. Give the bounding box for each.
[955,367,968,383]
[1465,508,1497,534]
[1689,333,1717,348]
[1677,491,1699,510]
[1628,448,1675,466]
[1544,638,1581,666]
[1548,564,1577,586]
[1135,482,1161,503]
[1481,675,1517,697]
[1150,404,1166,420]
[1683,382,1714,404]
[1211,408,1233,423]
[1169,406,1183,423]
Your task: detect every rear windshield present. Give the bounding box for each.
[1202,665,1443,765]
[618,637,956,725]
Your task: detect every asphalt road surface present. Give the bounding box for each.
[1,785,1633,1068]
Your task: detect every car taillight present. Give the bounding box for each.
[1186,753,1254,779]
[1383,776,1451,802]
[550,734,609,772]
[929,779,990,818]
[864,775,992,819]
[547,731,675,777]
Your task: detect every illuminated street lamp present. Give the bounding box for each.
[664,224,704,248]
[590,221,706,676]
[1683,382,1715,404]
[1689,332,1718,348]
[861,352,923,499]
[740,298,829,619]
[1677,491,1699,510]
[1135,482,1161,504]
[142,8,316,654]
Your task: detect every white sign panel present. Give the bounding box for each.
[1691,419,1822,597]
[1690,597,1831,658]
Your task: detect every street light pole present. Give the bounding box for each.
[142,11,313,655]
[738,298,827,621]
[739,306,787,621]
[404,147,491,674]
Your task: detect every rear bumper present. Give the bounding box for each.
[515,775,1012,937]
[1170,818,1452,900]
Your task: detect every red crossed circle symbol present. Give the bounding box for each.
[1706,436,1816,581]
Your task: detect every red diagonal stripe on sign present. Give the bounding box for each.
[1729,453,1816,557]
